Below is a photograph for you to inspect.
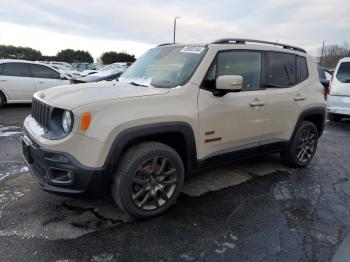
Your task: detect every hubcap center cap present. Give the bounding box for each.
[150,177,157,186]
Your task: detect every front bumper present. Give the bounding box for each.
[22,133,109,196]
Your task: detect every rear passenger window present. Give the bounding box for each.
[296,56,308,82]
[30,64,60,79]
[0,64,4,75]
[267,52,296,87]
[2,63,30,77]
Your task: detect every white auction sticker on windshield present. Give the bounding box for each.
[180,46,205,54]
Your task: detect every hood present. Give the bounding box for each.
[34,81,169,110]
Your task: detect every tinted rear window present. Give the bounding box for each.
[267,52,296,87]
[2,63,30,77]
[336,62,350,83]
[0,64,4,75]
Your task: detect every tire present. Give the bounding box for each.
[0,91,5,108]
[328,113,342,122]
[111,141,185,219]
[281,121,318,168]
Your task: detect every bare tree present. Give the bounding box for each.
[319,42,350,69]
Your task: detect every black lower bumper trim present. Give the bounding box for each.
[22,134,110,196]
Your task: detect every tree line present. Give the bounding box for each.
[0,45,136,64]
[319,42,350,69]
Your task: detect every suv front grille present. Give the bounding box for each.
[31,98,50,130]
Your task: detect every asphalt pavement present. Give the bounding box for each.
[1,104,350,262]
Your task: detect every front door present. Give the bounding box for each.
[198,50,267,159]
[28,64,69,91]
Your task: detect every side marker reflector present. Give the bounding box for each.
[81,112,91,131]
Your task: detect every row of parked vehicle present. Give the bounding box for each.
[39,61,129,81]
[0,59,129,107]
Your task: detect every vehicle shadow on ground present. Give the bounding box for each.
[0,154,291,240]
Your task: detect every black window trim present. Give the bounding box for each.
[264,50,309,89]
[0,63,4,75]
[200,49,265,93]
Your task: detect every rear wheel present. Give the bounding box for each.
[328,113,342,122]
[0,92,6,108]
[281,121,318,168]
[111,142,184,219]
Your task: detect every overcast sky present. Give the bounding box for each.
[0,0,349,59]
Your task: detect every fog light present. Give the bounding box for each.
[47,168,74,185]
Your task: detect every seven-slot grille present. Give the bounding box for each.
[31,98,50,130]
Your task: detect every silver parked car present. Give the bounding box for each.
[327,57,350,121]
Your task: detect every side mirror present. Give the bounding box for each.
[320,79,330,88]
[216,75,243,92]
[60,74,70,80]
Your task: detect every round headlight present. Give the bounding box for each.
[62,110,72,133]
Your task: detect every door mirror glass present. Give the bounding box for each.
[216,75,243,91]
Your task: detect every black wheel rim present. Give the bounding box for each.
[131,156,178,211]
[296,128,317,164]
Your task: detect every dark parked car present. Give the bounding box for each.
[318,66,333,99]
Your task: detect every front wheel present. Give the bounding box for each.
[281,121,318,168]
[111,142,184,219]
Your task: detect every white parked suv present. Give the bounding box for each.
[22,39,326,218]
[0,60,71,107]
[327,57,350,121]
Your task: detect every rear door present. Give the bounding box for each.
[0,62,35,101]
[262,52,309,143]
[29,64,70,91]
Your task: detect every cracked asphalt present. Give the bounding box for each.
[1,104,350,262]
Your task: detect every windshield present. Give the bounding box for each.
[336,62,350,83]
[119,45,207,88]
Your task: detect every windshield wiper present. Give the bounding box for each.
[129,81,149,87]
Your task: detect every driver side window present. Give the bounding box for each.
[202,51,262,91]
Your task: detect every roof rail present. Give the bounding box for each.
[211,38,306,53]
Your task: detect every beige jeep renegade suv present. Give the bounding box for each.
[22,39,326,218]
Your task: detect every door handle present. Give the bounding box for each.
[0,79,7,82]
[294,94,306,101]
[38,81,45,84]
[249,99,265,107]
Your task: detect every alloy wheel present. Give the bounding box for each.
[131,156,178,211]
[296,128,317,164]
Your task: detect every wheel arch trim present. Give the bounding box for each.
[103,121,198,174]
[292,107,326,139]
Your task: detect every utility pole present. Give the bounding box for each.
[320,40,325,66]
[173,17,180,43]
